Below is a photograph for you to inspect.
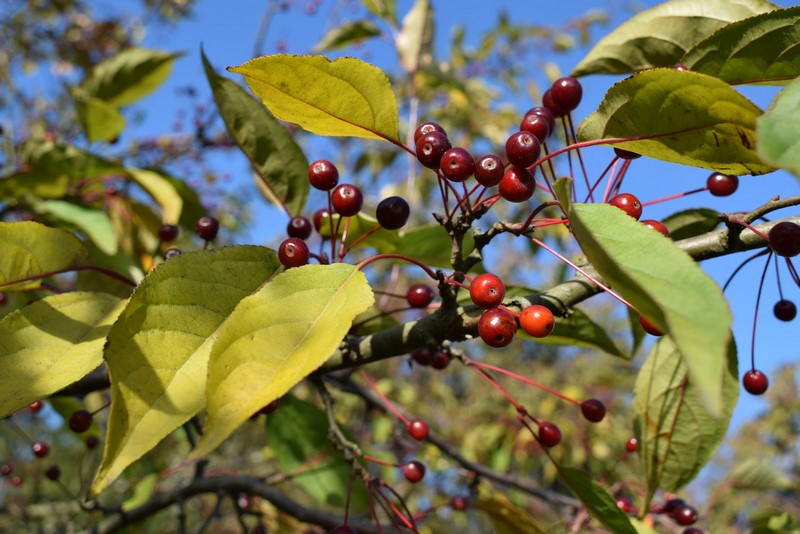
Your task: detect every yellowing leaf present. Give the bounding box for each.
[75,96,126,143]
[36,200,118,256]
[0,292,125,418]
[229,55,400,142]
[190,263,374,458]
[397,0,434,73]
[90,246,280,496]
[126,168,184,225]
[0,221,87,291]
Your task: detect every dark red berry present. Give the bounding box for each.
[451,496,469,511]
[498,166,535,203]
[616,495,634,513]
[706,172,739,196]
[401,460,426,483]
[673,504,698,526]
[774,299,797,321]
[308,159,339,191]
[411,347,435,366]
[519,113,551,143]
[542,89,566,117]
[768,221,800,257]
[519,305,555,338]
[287,216,312,239]
[330,526,357,534]
[413,121,446,144]
[158,224,179,242]
[440,147,475,182]
[478,308,517,348]
[376,196,410,230]
[580,399,607,423]
[415,131,452,169]
[524,106,556,135]
[407,419,429,441]
[258,399,281,415]
[742,369,769,395]
[505,131,541,168]
[195,216,219,241]
[474,155,504,187]
[32,441,49,458]
[663,498,686,515]
[470,273,505,309]
[68,410,93,434]
[331,184,363,217]
[609,193,642,220]
[407,284,435,308]
[431,351,451,370]
[313,208,331,233]
[0,293,6,306]
[10,476,22,487]
[641,219,670,238]
[278,238,310,268]
[538,421,562,447]
[45,466,61,481]
[550,77,582,112]
[1,463,13,476]
[27,400,44,413]
[614,147,641,160]
[164,248,182,260]
[639,315,664,336]
[625,437,637,453]
[683,529,704,534]
[85,436,99,450]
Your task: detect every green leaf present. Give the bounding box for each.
[191,263,373,458]
[313,20,382,52]
[35,200,118,255]
[395,224,477,270]
[557,467,636,534]
[627,305,647,357]
[84,48,181,107]
[568,202,732,414]
[472,494,548,534]
[728,457,793,490]
[22,140,122,180]
[397,0,434,73]
[633,337,738,501]
[266,396,368,509]
[577,69,772,175]
[571,0,778,77]
[202,51,308,216]
[758,75,800,177]
[229,55,400,142]
[126,168,184,225]
[0,221,87,291]
[75,96,126,143]
[662,208,721,240]
[121,473,159,512]
[0,292,125,418]
[750,510,800,533]
[363,0,396,21]
[682,7,800,85]
[90,246,280,496]
[0,170,70,199]
[316,211,402,254]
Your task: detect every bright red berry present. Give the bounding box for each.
[401,460,426,483]
[27,400,44,413]
[440,147,475,182]
[68,410,93,434]
[625,437,638,453]
[505,131,541,168]
[376,196,410,230]
[580,399,607,423]
[550,77,582,112]
[706,172,738,197]
[407,418,429,441]
[641,219,670,238]
[519,113,551,143]
[407,284,435,308]
[32,441,49,458]
[768,221,800,257]
[195,216,219,241]
[498,166,535,203]
[278,238,310,268]
[542,89,566,117]
[519,305,555,338]
[415,131,451,169]
[742,369,769,395]
[413,121,446,144]
[524,106,556,135]
[469,273,506,309]
[308,159,339,191]
[158,224,179,242]
[538,421,562,447]
[639,315,664,336]
[478,308,517,348]
[609,193,643,220]
[774,299,797,321]
[287,216,312,239]
[313,208,330,233]
[331,184,363,217]
[474,155,504,187]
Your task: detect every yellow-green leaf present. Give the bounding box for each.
[229,55,400,142]
[758,75,800,177]
[313,20,382,52]
[35,200,118,255]
[84,48,181,107]
[126,168,184,225]
[397,0,434,73]
[90,246,280,496]
[0,292,125,418]
[75,96,126,143]
[472,494,549,534]
[0,221,87,291]
[190,263,373,458]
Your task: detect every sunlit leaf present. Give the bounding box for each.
[633,337,738,502]
[758,75,800,177]
[90,246,280,496]
[22,140,122,180]
[578,69,773,175]
[568,202,732,414]
[397,0,434,73]
[662,208,720,240]
[313,20,382,52]
[472,494,548,534]
[571,0,778,76]
[316,211,401,254]
[229,55,400,142]
[0,170,70,199]
[682,7,800,85]
[84,48,181,107]
[557,467,636,534]
[0,292,125,418]
[728,457,793,490]
[36,200,118,255]
[75,96,126,143]
[126,168,184,225]
[191,263,373,458]
[395,224,477,270]
[121,473,158,512]
[363,0,396,21]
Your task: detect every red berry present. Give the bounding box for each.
[415,131,451,169]
[505,131,541,168]
[313,208,331,233]
[542,89,566,117]
[401,460,426,483]
[413,121,446,144]
[550,77,582,112]
[45,466,61,481]
[580,399,606,423]
[68,410,93,434]
[1,463,13,476]
[639,315,664,336]
[478,308,517,348]
[407,419,429,441]
[498,166,535,203]
[469,273,505,309]
[331,184,363,217]
[519,113,551,143]
[519,305,555,338]
[278,238,310,268]
[538,421,562,447]
[673,504,698,526]
[10,476,22,487]
[308,159,339,191]
[609,193,642,220]
[411,347,435,366]
[774,299,797,321]
[258,399,281,415]
[287,216,312,239]
[195,216,219,241]
[32,441,49,458]
[768,221,800,257]
[742,369,769,395]
[616,495,634,513]
[0,293,6,306]
[674,64,690,71]
[440,147,475,182]
[625,437,638,453]
[451,496,469,511]
[614,147,641,160]
[85,436,99,450]
[641,219,670,238]
[27,400,44,413]
[524,106,556,135]
[663,498,687,515]
[706,172,738,196]
[407,284,435,308]
[158,224,179,242]
[431,351,451,370]
[376,196,410,230]
[474,155,504,187]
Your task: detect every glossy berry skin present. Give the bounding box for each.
[505,131,541,168]
[641,219,670,238]
[278,238,310,268]
[474,155,504,187]
[415,131,452,169]
[68,410,93,434]
[411,347,435,366]
[431,350,452,370]
[158,224,179,242]
[609,193,643,220]
[673,504,698,526]
[407,418,430,441]
[524,106,556,135]
[451,496,469,511]
[706,172,739,196]
[440,147,475,182]
[551,77,582,112]
[663,498,686,516]
[413,121,446,144]
[742,369,769,395]
[542,89,566,117]
[538,421,562,447]
[401,460,426,483]
[45,466,61,481]
[331,184,363,217]
[287,216,312,239]
[407,284,435,308]
[580,399,607,423]
[774,299,797,321]
[478,308,517,348]
[313,208,330,233]
[625,437,638,453]
[308,159,339,191]
[614,147,641,160]
[27,400,44,413]
[376,196,410,230]
[639,315,664,336]
[519,305,555,338]
[519,113,551,143]
[470,274,505,309]
[32,441,49,458]
[498,166,535,203]
[768,221,800,257]
[195,216,219,241]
